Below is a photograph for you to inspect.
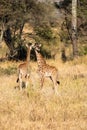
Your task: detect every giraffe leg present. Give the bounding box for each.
[25,81,28,88]
[40,76,44,89]
[51,76,58,95]
[54,84,58,95]
[25,74,30,88]
[19,74,22,91]
[19,78,22,91]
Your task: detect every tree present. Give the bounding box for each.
[72,0,78,58]
[0,0,51,60]
[54,0,87,58]
[54,0,78,58]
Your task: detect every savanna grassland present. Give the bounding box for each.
[0,56,87,130]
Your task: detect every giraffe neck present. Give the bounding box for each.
[35,50,46,67]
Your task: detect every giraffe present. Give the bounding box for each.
[33,43,60,94]
[16,43,33,90]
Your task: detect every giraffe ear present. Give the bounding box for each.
[39,44,42,47]
[26,44,28,48]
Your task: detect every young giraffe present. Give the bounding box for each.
[33,43,60,94]
[16,43,33,90]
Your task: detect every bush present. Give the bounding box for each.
[0,66,16,75]
[79,45,87,56]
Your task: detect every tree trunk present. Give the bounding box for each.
[3,26,15,58]
[72,0,78,58]
[19,21,25,40]
[0,22,5,47]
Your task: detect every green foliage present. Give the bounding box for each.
[55,0,87,56]
[79,45,87,56]
[35,25,53,41]
[60,29,70,44]
[34,33,60,59]
[0,0,57,60]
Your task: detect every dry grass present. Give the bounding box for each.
[0,56,87,130]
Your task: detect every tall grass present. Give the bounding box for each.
[0,56,87,130]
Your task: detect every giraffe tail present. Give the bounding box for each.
[16,78,19,83]
[57,81,60,85]
[16,68,20,83]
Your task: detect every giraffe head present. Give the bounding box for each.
[33,43,42,52]
[26,43,34,50]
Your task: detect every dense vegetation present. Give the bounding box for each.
[0,0,87,60]
[55,0,87,56]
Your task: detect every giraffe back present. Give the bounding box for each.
[35,48,58,78]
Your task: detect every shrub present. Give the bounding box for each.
[79,45,87,56]
[0,66,16,75]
